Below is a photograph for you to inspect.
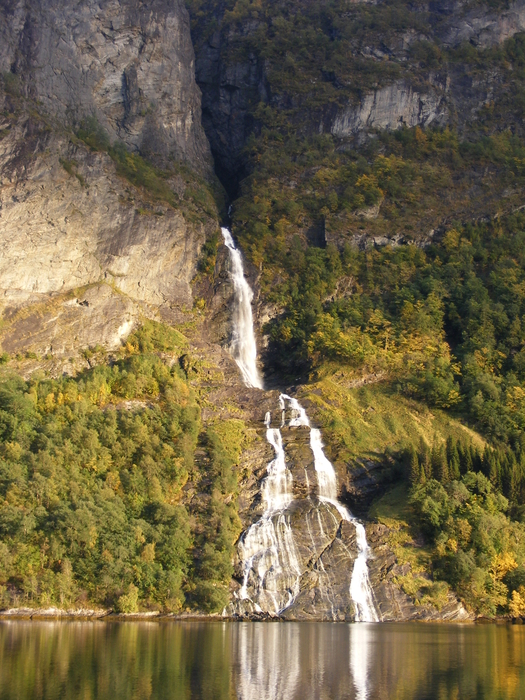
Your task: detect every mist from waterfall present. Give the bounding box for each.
[221,227,263,389]
[221,228,378,623]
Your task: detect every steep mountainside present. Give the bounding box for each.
[0,0,211,169]
[0,0,219,363]
[190,0,525,190]
[3,0,525,621]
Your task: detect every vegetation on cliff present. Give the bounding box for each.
[0,323,245,613]
[4,0,525,618]
[185,0,525,615]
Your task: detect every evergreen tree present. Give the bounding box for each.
[489,451,501,489]
[436,444,449,484]
[501,450,516,499]
[470,445,482,473]
[458,442,473,473]
[409,447,421,486]
[510,458,523,504]
[481,446,492,479]
[420,439,432,480]
[447,437,461,481]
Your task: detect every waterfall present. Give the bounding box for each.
[282,395,378,623]
[237,412,302,613]
[222,229,378,622]
[222,229,300,613]
[221,227,263,390]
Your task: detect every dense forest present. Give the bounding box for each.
[0,323,246,613]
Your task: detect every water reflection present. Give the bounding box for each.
[350,624,371,700]
[1,620,525,699]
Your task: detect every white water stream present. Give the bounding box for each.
[221,228,263,389]
[221,228,378,623]
[281,395,378,623]
[237,411,302,613]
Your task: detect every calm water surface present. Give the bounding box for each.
[1,620,524,700]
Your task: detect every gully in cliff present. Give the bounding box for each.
[221,228,379,622]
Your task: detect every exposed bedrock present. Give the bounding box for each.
[330,79,447,139]
[191,0,525,184]
[230,420,471,621]
[195,27,267,194]
[0,114,213,357]
[0,0,219,358]
[438,0,525,49]
[0,0,211,170]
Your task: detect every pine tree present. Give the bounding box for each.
[502,450,516,499]
[420,439,432,480]
[437,445,449,484]
[481,446,492,479]
[489,453,500,489]
[447,437,461,481]
[409,447,421,486]
[470,445,482,473]
[431,443,440,481]
[510,459,521,504]
[458,442,473,473]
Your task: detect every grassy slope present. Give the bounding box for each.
[302,375,484,464]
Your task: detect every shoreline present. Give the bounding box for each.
[0,608,521,624]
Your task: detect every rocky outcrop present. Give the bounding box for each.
[439,0,525,49]
[331,80,447,138]
[0,0,211,170]
[0,109,213,357]
[228,412,471,621]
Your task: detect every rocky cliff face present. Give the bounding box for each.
[0,114,212,358]
[0,0,217,359]
[0,0,211,170]
[331,79,447,139]
[190,0,525,184]
[439,0,525,49]
[195,26,266,193]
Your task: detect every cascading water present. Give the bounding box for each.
[221,227,263,390]
[222,228,301,613]
[221,228,378,622]
[281,395,378,623]
[237,412,302,613]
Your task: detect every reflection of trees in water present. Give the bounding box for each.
[352,623,525,700]
[1,621,525,699]
[0,621,234,700]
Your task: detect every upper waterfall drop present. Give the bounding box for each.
[221,227,263,390]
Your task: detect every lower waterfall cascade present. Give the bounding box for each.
[221,228,379,622]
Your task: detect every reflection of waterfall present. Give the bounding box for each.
[222,229,377,622]
[235,623,301,700]
[350,624,372,700]
[282,395,378,623]
[233,622,375,699]
[221,227,263,389]
[236,413,302,614]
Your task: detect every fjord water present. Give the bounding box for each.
[1,620,525,700]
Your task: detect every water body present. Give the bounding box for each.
[1,620,524,700]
